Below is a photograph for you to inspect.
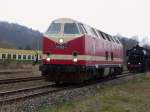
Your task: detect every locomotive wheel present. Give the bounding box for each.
[114,67,123,75]
[41,71,48,75]
[109,68,116,78]
[103,68,110,77]
[94,68,104,79]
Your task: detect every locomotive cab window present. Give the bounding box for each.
[64,23,79,34]
[47,23,61,34]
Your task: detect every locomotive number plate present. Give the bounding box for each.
[55,43,68,49]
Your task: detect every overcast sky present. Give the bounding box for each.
[0,0,150,40]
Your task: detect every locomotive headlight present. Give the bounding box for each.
[73,57,78,62]
[139,62,141,64]
[59,38,64,43]
[128,62,130,64]
[46,57,51,61]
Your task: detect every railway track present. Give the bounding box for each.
[0,71,134,105]
[0,76,44,84]
[0,70,32,74]
[0,83,67,104]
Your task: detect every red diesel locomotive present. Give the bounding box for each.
[40,18,123,83]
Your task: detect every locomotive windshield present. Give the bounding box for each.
[47,23,61,34]
[64,23,79,34]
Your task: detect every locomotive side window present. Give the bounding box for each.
[78,23,87,34]
[64,23,79,34]
[91,28,98,38]
[112,36,118,43]
[47,23,61,34]
[109,35,116,43]
[117,38,121,44]
[105,34,111,41]
[97,31,106,40]
[114,37,120,44]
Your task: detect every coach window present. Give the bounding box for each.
[64,23,79,34]
[13,54,16,59]
[7,54,11,59]
[78,23,87,34]
[111,52,114,60]
[2,54,6,59]
[18,55,21,59]
[105,51,109,60]
[28,55,31,60]
[47,23,61,34]
[23,55,26,60]
[32,55,35,60]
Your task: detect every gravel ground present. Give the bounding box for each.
[0,73,143,112]
[20,73,143,112]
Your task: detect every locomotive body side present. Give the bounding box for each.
[84,34,123,66]
[40,18,123,83]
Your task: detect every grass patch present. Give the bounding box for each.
[39,73,150,112]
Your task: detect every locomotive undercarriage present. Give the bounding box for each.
[40,64,123,83]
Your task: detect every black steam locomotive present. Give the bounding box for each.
[127,45,150,72]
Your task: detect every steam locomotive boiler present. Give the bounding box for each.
[127,45,150,72]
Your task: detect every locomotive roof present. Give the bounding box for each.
[47,18,122,45]
[52,18,78,23]
[0,48,42,54]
